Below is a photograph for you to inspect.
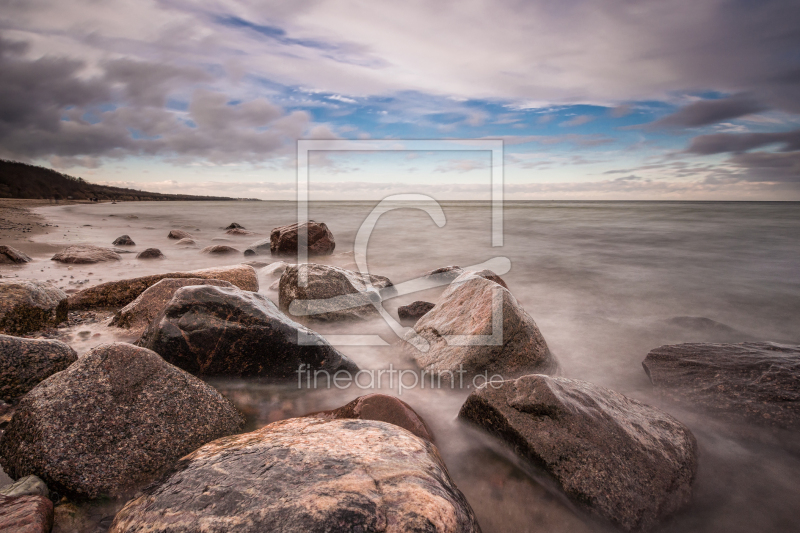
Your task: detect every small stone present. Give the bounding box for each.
[167,229,192,240]
[112,235,135,246]
[135,248,164,260]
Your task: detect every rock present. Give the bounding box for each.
[173,238,196,247]
[279,263,394,321]
[0,280,68,335]
[111,235,135,246]
[0,494,53,533]
[243,260,269,269]
[167,229,192,240]
[270,220,335,256]
[0,343,245,499]
[398,301,435,322]
[224,223,244,230]
[467,269,509,290]
[139,285,358,378]
[263,261,291,278]
[459,375,698,532]
[109,417,481,533]
[0,246,31,264]
[200,245,240,255]
[268,279,280,291]
[424,265,464,280]
[308,394,434,442]
[244,238,271,256]
[643,342,800,431]
[0,475,49,499]
[135,248,164,259]
[111,278,235,332]
[404,271,557,381]
[66,264,258,310]
[243,248,256,256]
[51,245,121,264]
[225,228,256,236]
[0,335,77,401]
[662,316,752,342]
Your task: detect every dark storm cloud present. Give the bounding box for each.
[646,94,768,129]
[727,151,800,183]
[685,129,800,155]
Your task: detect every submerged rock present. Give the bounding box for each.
[0,335,77,401]
[0,280,68,335]
[111,278,235,332]
[139,284,358,378]
[459,375,698,532]
[111,235,135,246]
[0,343,244,499]
[200,244,240,255]
[225,228,256,236]
[424,265,464,281]
[404,271,557,381]
[173,237,196,247]
[0,245,31,264]
[279,263,394,321]
[51,245,121,264]
[643,342,800,430]
[0,494,53,533]
[398,301,435,322]
[135,248,164,259]
[66,264,258,310]
[270,220,335,256]
[244,238,270,256]
[167,229,192,240]
[224,222,244,230]
[110,417,481,533]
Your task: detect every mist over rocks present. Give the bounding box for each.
[404,271,557,381]
[225,227,256,236]
[0,245,31,264]
[0,342,244,500]
[643,342,800,431]
[270,220,336,257]
[0,335,77,401]
[0,280,68,335]
[459,375,698,532]
[138,284,358,378]
[51,245,121,264]
[244,237,270,255]
[173,237,196,247]
[109,417,481,533]
[279,263,394,321]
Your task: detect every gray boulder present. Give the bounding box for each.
[270,220,335,256]
[459,375,698,532]
[109,417,481,533]
[51,245,121,264]
[0,343,244,499]
[0,335,77,401]
[0,245,31,264]
[0,280,68,335]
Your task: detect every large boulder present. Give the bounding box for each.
[139,284,358,378]
[279,263,394,321]
[66,264,258,310]
[0,343,244,500]
[0,245,31,264]
[643,342,800,431]
[0,494,53,533]
[51,245,121,264]
[110,417,481,533]
[459,375,698,532]
[0,280,68,335]
[0,335,77,401]
[404,271,557,381]
[270,220,335,256]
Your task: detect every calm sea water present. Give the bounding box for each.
[6,200,800,532]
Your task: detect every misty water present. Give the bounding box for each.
[6,200,800,532]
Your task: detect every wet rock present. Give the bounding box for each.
[643,342,800,430]
[167,229,192,240]
[200,245,240,255]
[279,263,394,321]
[459,375,698,532]
[139,285,358,378]
[467,269,509,290]
[111,278,235,332]
[0,245,31,264]
[0,343,244,499]
[0,494,53,533]
[66,264,258,310]
[424,265,464,281]
[225,228,256,236]
[308,394,434,442]
[135,248,164,259]
[244,237,270,256]
[0,280,68,335]
[173,237,196,247]
[111,235,135,246]
[404,271,557,381]
[398,301,435,322]
[0,335,77,401]
[243,248,256,256]
[0,475,49,499]
[243,260,269,269]
[51,245,121,264]
[224,223,244,230]
[270,220,335,256]
[109,417,481,533]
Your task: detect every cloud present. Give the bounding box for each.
[646,94,768,129]
[726,151,800,182]
[560,115,595,127]
[104,59,212,107]
[685,129,800,154]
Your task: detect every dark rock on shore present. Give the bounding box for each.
[0,494,53,533]
[404,271,557,381]
[167,229,192,239]
[224,223,244,230]
[66,264,258,310]
[279,263,394,321]
[225,228,256,236]
[135,248,164,259]
[459,375,698,532]
[0,245,31,264]
[109,417,481,533]
[0,335,77,401]
[0,280,68,335]
[398,301,435,322]
[112,235,135,246]
[139,284,358,378]
[200,244,240,255]
[0,343,244,500]
[270,220,335,256]
[51,245,121,264]
[243,248,256,256]
[643,342,800,430]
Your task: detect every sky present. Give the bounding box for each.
[1,0,799,200]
